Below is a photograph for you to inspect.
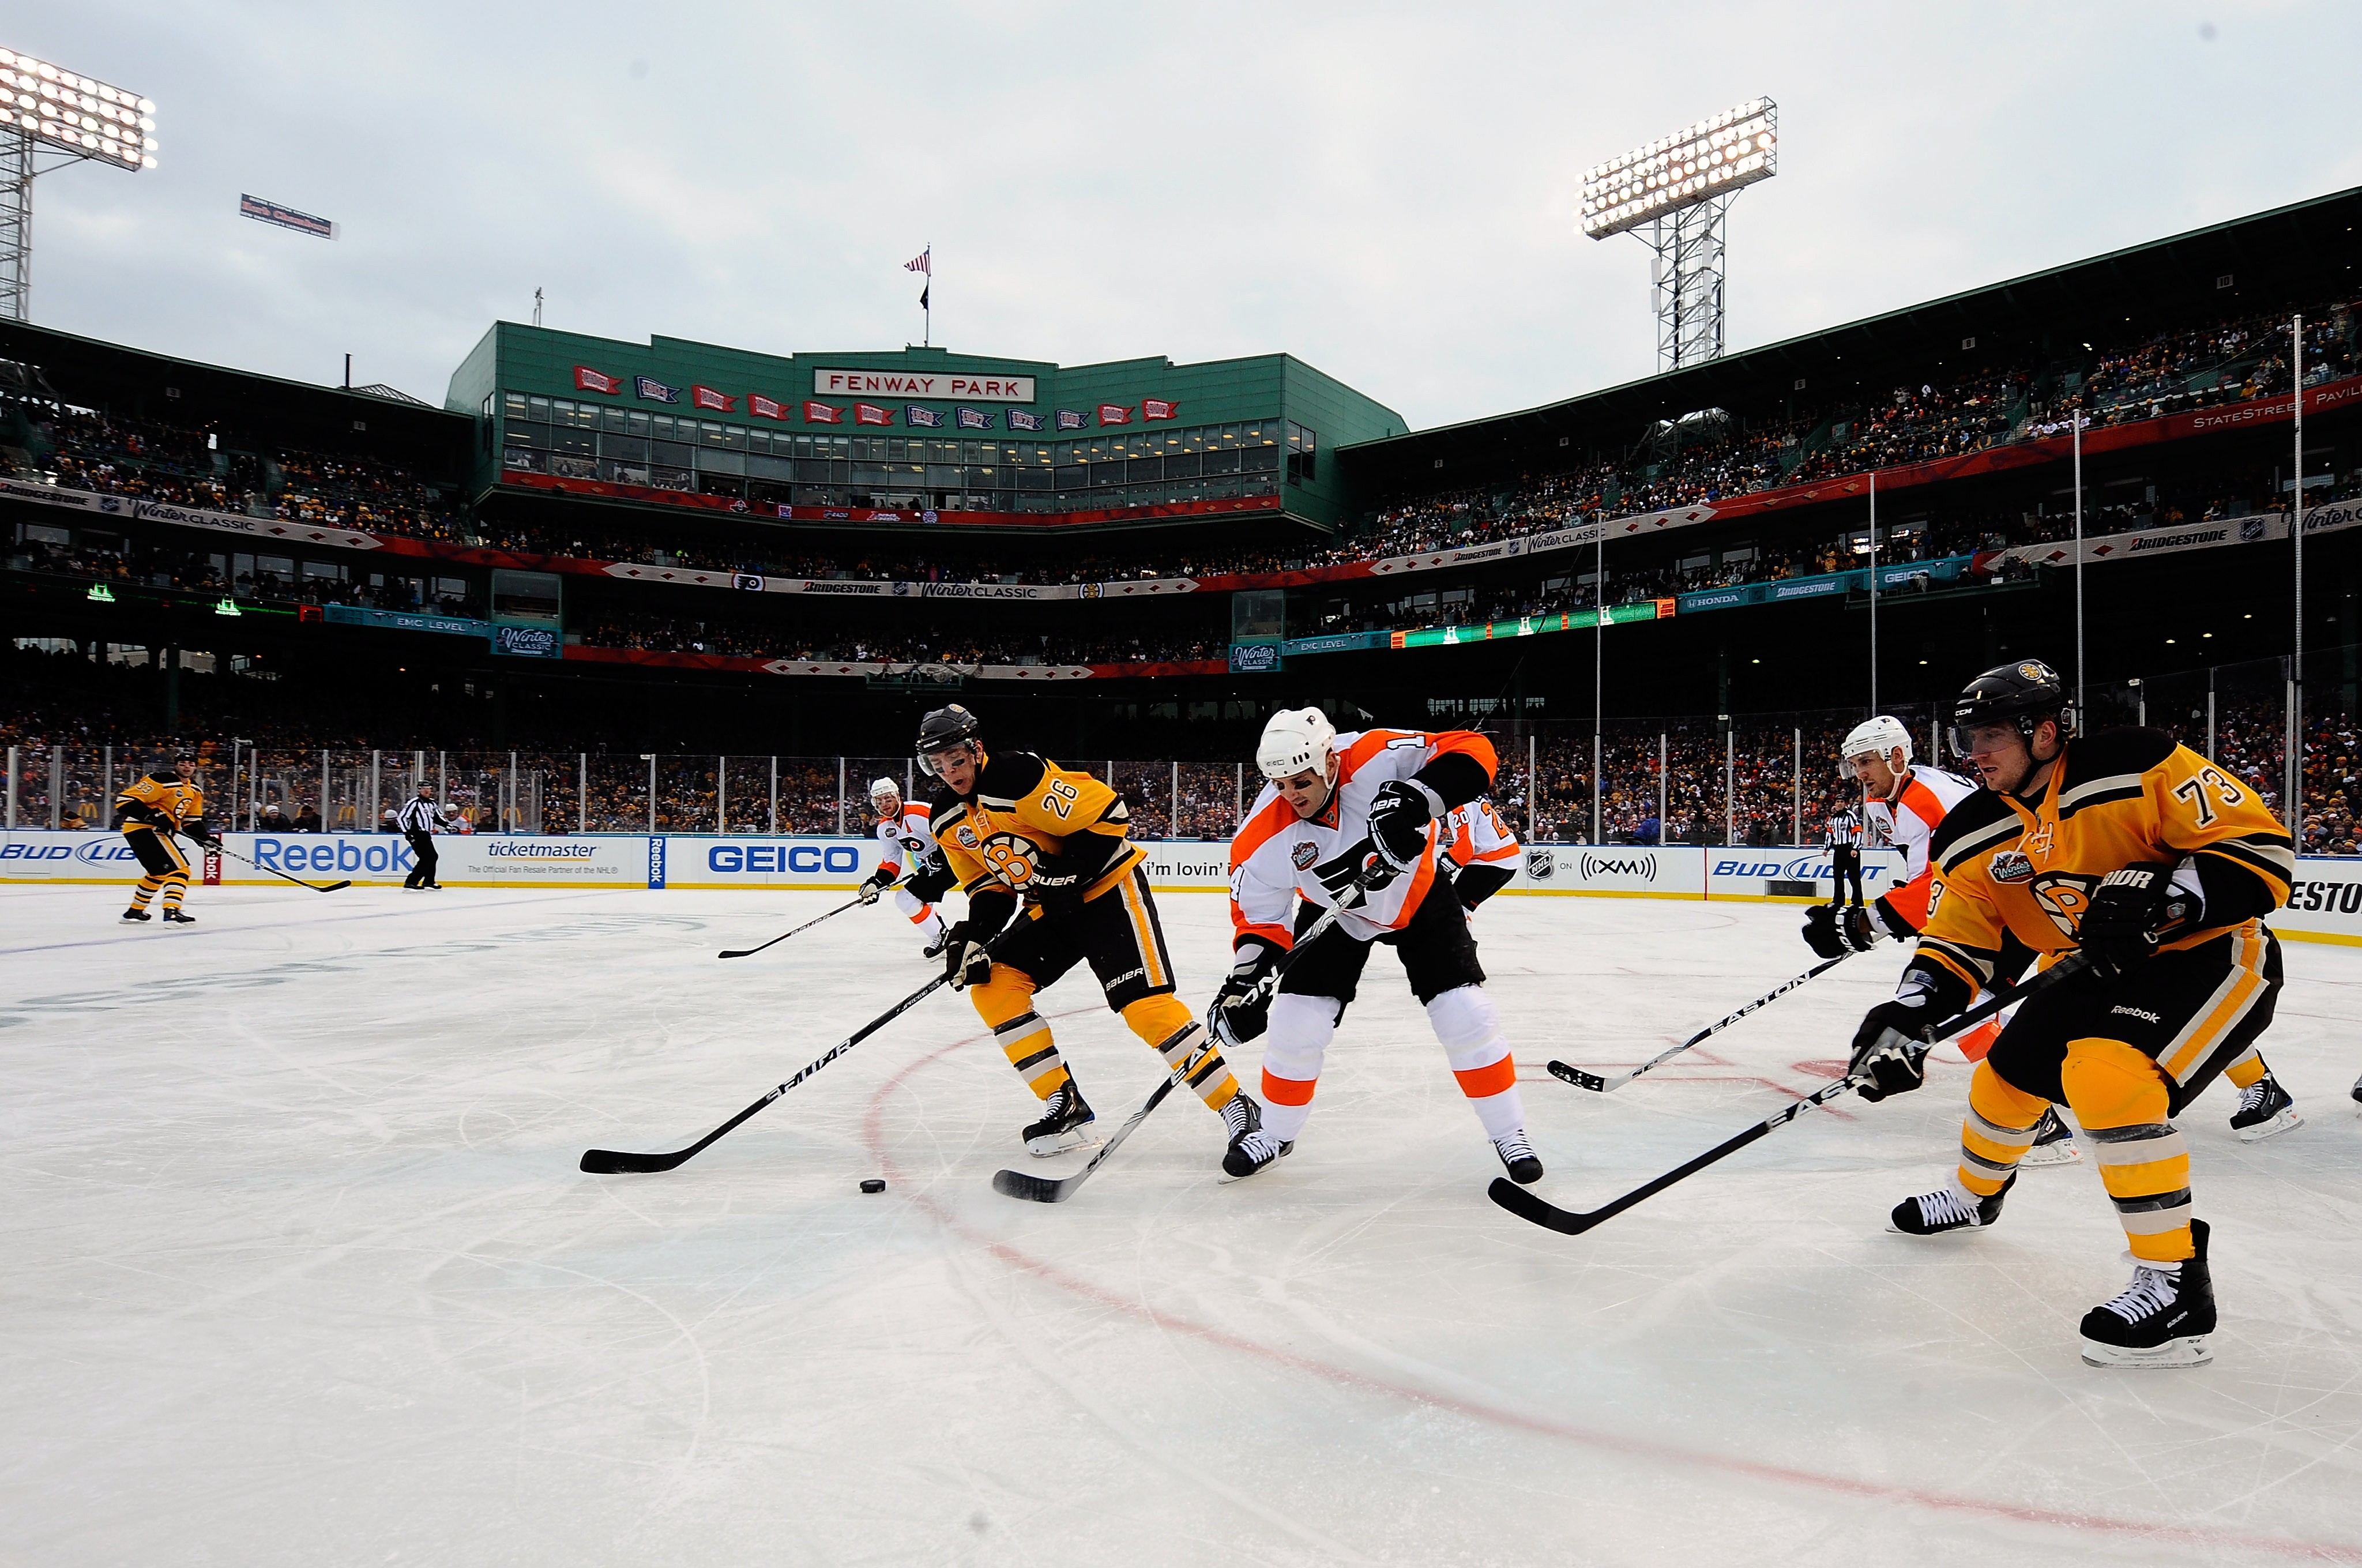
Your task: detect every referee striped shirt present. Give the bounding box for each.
[396,796,440,834]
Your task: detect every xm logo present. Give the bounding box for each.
[1581,852,1658,880]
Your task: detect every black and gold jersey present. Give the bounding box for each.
[116,773,205,836]
[1914,728,2292,1001]
[930,751,1144,914]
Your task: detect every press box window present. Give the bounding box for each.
[1285,422,1317,484]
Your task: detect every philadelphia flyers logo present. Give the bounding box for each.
[2030,870,2102,941]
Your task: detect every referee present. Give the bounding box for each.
[398,783,443,890]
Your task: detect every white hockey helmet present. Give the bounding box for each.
[868,776,902,808]
[1257,706,1338,781]
[1842,715,1914,765]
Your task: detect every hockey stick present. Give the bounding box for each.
[718,874,909,959]
[581,920,1012,1174]
[1548,951,1854,1092]
[190,833,351,893]
[988,896,1362,1204]
[1490,953,2092,1236]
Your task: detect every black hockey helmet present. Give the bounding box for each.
[1945,659,2074,758]
[915,704,983,777]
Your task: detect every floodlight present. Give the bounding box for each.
[1581,96,1774,239]
[1578,96,1777,371]
[0,44,159,318]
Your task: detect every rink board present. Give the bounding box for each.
[7,828,2356,942]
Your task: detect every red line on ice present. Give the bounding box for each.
[859,1034,2362,1564]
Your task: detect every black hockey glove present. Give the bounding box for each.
[938,921,994,991]
[2076,863,2198,980]
[1367,779,1443,874]
[1847,973,1942,1102]
[1024,852,1090,919]
[1313,840,1391,908]
[1206,941,1284,1048]
[905,853,956,905]
[190,823,223,850]
[1801,903,1879,959]
[856,865,896,905]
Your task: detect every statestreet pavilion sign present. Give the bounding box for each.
[810,367,1035,403]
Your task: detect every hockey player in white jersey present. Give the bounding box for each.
[1805,715,1980,958]
[1209,708,1541,1183]
[854,777,949,954]
[1439,795,1521,912]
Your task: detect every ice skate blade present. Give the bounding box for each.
[2235,1109,2302,1142]
[2081,1333,2212,1368]
[2020,1142,2083,1167]
[1025,1125,1100,1158]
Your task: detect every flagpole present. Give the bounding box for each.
[924,243,931,348]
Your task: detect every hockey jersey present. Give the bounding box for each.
[1442,796,1521,870]
[1863,765,1980,932]
[1914,729,2293,1037]
[931,751,1144,911]
[116,773,205,836]
[1229,727,1498,947]
[872,802,935,874]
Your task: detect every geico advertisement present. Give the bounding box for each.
[671,837,887,887]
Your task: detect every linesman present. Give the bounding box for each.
[398,783,443,890]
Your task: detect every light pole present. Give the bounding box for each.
[0,46,159,319]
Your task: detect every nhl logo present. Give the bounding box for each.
[1525,847,1555,880]
[2241,517,2268,543]
[1291,841,1319,871]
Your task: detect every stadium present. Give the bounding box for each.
[7,18,2362,1568]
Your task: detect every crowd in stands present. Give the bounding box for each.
[573,612,1225,668]
[10,641,2362,852]
[6,532,482,616]
[1,397,469,542]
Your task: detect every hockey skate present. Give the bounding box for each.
[2019,1106,2082,1166]
[121,907,151,922]
[2080,1219,2215,1368]
[1220,1092,1289,1180]
[2229,1074,2301,1142]
[2352,1069,2361,1108]
[1889,1171,2014,1235]
[1492,1129,1544,1185]
[1022,1083,1097,1156]
[161,908,196,924]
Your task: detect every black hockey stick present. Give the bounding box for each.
[718,874,909,960]
[1549,951,1854,1092]
[192,834,351,893]
[1491,953,2092,1236]
[988,896,1362,1204]
[582,921,1010,1174]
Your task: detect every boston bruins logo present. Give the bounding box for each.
[2030,870,2102,941]
[977,830,1041,889]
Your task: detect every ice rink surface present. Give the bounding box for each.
[5,881,2361,1567]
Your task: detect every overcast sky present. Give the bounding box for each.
[18,3,2362,429]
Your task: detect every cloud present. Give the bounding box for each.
[19,2,2362,427]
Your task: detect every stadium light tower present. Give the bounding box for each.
[0,44,159,321]
[1581,98,1776,372]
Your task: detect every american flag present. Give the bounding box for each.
[905,247,930,275]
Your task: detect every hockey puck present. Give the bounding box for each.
[859,1178,886,1194]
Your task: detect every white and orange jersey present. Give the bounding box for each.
[1441,796,1520,870]
[872,802,935,873]
[1230,728,1498,946]
[1863,764,1979,930]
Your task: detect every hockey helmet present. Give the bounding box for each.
[1946,660,2074,758]
[1257,706,1337,781]
[915,704,983,777]
[868,776,903,810]
[1841,715,1914,765]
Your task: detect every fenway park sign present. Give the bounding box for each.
[810,367,1036,403]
